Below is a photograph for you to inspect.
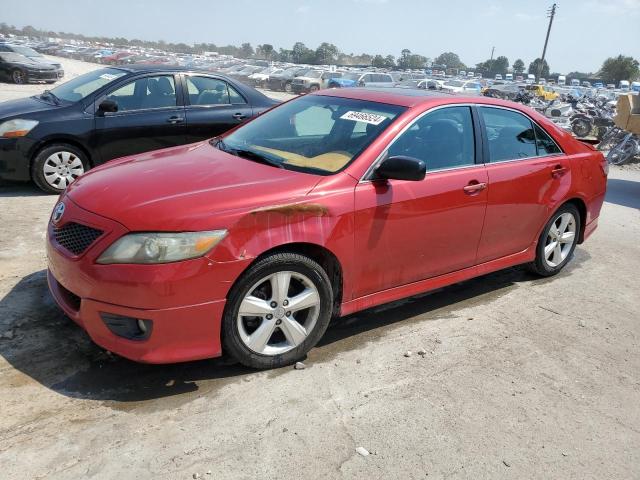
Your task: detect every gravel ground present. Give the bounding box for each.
[1,57,639,480]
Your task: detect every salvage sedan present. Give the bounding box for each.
[0,65,277,193]
[46,89,607,368]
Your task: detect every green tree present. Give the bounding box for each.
[513,59,525,74]
[528,58,550,78]
[598,55,640,84]
[315,42,339,64]
[434,52,465,70]
[292,42,313,63]
[240,43,254,58]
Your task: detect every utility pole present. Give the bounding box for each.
[538,3,557,80]
[490,46,495,61]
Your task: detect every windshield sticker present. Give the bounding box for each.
[340,111,387,125]
[99,73,118,81]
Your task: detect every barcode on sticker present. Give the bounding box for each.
[340,111,387,125]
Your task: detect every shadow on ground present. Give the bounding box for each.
[0,251,588,406]
[0,181,51,198]
[605,177,640,210]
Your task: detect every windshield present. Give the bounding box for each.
[0,53,28,62]
[219,95,406,175]
[50,68,127,102]
[11,46,41,57]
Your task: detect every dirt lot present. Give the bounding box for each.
[1,58,640,480]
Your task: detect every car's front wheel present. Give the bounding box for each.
[32,144,89,194]
[12,69,26,84]
[222,253,334,369]
[528,203,581,276]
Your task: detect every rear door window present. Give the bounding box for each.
[479,107,537,161]
[107,75,177,111]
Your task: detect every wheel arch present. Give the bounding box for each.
[30,137,94,176]
[236,242,344,318]
[563,197,588,243]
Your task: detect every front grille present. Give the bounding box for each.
[53,222,103,255]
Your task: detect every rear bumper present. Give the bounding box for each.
[48,270,226,363]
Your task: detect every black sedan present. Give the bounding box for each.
[0,52,61,84]
[0,65,278,193]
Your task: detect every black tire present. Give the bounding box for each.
[527,203,581,277]
[284,82,292,93]
[222,253,334,369]
[571,118,591,138]
[309,84,320,92]
[12,69,26,84]
[32,143,90,194]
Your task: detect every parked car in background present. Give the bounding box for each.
[266,67,307,92]
[0,66,277,193]
[441,79,482,94]
[0,52,61,84]
[291,69,342,93]
[45,89,607,368]
[525,84,559,101]
[495,74,503,80]
[0,43,64,74]
[327,72,394,89]
[247,66,283,88]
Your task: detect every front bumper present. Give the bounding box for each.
[46,196,252,363]
[26,70,60,82]
[291,84,310,94]
[0,136,35,182]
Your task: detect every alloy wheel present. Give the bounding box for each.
[12,70,25,84]
[544,212,577,268]
[237,271,320,355]
[43,151,85,190]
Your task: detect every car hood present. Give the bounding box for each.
[0,96,57,119]
[28,57,61,68]
[65,142,322,231]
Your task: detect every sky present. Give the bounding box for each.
[2,0,640,73]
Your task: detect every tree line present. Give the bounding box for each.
[1,23,638,83]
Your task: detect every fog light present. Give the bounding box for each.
[100,313,153,341]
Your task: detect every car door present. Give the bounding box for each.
[182,74,254,143]
[93,73,186,162]
[353,105,488,297]
[475,106,568,263]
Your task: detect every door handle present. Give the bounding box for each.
[166,115,184,124]
[463,181,487,194]
[551,165,568,177]
[232,113,247,120]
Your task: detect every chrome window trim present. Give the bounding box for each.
[360,102,565,182]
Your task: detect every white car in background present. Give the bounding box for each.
[440,79,482,94]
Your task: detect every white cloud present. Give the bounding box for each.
[295,4,310,13]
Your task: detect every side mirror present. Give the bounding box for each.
[98,99,118,114]
[373,155,426,182]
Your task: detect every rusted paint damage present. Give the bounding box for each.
[249,203,329,217]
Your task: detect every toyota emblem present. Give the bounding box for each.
[52,202,65,224]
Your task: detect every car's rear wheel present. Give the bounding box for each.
[12,69,26,84]
[528,204,580,276]
[222,253,333,369]
[32,144,89,194]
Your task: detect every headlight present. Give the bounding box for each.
[96,230,227,264]
[0,119,39,138]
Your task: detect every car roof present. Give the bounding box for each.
[314,87,456,107]
[313,87,532,111]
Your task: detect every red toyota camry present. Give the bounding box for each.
[46,89,607,368]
